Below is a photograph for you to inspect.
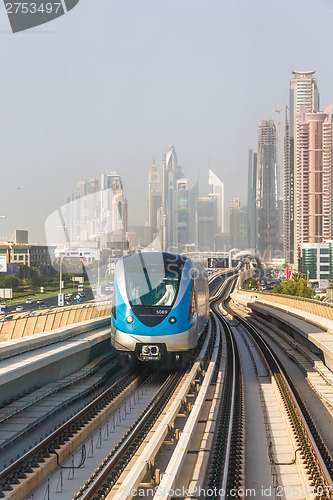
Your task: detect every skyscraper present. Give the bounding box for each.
[66,177,100,243]
[100,172,128,247]
[257,120,279,260]
[151,148,225,252]
[229,198,248,250]
[297,106,333,245]
[230,198,241,249]
[65,172,128,250]
[111,187,128,241]
[196,196,217,251]
[283,106,291,263]
[189,182,199,245]
[208,169,224,233]
[247,149,257,251]
[100,172,123,240]
[162,145,178,250]
[175,178,190,247]
[147,160,162,244]
[284,70,319,263]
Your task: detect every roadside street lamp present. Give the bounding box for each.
[56,225,67,306]
[59,254,64,294]
[0,217,7,274]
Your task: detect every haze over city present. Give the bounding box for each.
[1,0,333,244]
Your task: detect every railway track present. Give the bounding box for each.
[220,280,333,499]
[72,315,218,499]
[3,270,333,499]
[205,272,333,499]
[199,276,245,500]
[0,273,225,498]
[0,359,152,499]
[0,320,221,498]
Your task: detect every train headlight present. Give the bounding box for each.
[126,315,134,324]
[169,316,177,324]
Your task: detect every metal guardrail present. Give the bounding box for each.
[0,300,112,341]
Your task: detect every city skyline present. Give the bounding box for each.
[46,150,226,252]
[2,1,333,244]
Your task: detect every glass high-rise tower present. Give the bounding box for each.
[162,145,178,250]
[257,120,279,260]
[147,160,162,244]
[247,149,257,251]
[208,169,224,234]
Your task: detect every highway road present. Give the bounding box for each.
[0,287,113,316]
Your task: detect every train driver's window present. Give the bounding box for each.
[130,283,141,304]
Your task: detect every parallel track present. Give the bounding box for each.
[224,291,333,498]
[0,367,150,498]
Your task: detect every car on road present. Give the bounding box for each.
[36,300,44,305]
[15,305,24,312]
[0,303,8,309]
[26,298,34,304]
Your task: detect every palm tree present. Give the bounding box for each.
[291,271,305,282]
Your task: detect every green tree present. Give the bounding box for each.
[272,275,315,299]
[2,275,21,290]
[291,271,305,282]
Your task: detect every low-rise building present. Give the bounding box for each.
[0,242,55,274]
[298,241,333,289]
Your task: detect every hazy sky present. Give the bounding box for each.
[1,0,333,244]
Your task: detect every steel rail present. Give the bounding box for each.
[153,314,220,499]
[76,320,214,500]
[0,368,147,495]
[75,371,184,499]
[202,293,243,500]
[229,305,333,498]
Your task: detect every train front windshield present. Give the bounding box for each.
[124,253,185,307]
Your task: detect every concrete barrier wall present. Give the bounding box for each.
[239,290,333,321]
[0,300,111,342]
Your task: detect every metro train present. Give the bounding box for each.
[111,251,210,367]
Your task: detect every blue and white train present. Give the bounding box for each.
[111,251,210,367]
